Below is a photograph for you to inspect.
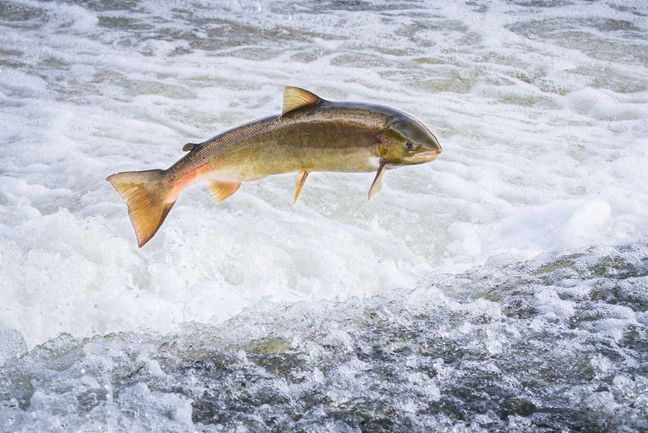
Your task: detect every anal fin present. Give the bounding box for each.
[208,181,240,202]
[293,171,310,204]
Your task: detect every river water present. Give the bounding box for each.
[0,0,647,431]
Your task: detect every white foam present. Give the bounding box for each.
[0,0,647,349]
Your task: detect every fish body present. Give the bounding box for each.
[108,87,442,247]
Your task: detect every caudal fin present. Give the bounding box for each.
[107,169,174,247]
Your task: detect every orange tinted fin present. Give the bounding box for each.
[106,169,174,248]
[368,160,386,200]
[282,87,322,115]
[208,181,240,202]
[293,171,309,204]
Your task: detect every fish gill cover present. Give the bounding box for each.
[0,0,647,432]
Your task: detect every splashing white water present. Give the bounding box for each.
[1,0,647,347]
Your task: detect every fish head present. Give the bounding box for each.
[379,114,442,165]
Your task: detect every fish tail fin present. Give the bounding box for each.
[107,169,175,247]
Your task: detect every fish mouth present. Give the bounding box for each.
[420,149,441,159]
[412,148,441,162]
[399,149,441,165]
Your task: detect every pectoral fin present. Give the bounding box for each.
[208,181,240,202]
[293,171,309,204]
[368,160,387,200]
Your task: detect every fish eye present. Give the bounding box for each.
[405,141,416,151]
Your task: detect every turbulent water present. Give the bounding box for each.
[1,0,647,431]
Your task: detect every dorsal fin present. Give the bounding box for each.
[282,87,321,115]
[182,142,199,152]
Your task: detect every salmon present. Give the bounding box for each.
[107,87,442,247]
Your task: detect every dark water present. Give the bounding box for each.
[2,244,647,432]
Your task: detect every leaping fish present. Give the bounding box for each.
[107,87,442,247]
